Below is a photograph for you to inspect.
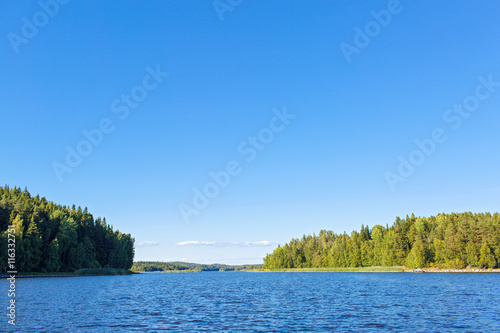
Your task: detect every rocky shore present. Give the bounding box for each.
[416,268,500,273]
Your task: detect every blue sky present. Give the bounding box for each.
[1,1,499,264]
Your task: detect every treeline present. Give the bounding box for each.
[0,185,134,273]
[132,261,262,272]
[263,212,500,269]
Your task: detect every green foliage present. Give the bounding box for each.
[263,212,500,270]
[0,185,135,273]
[479,241,496,268]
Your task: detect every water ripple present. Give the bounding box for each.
[2,272,500,332]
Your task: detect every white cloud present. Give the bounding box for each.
[136,241,159,247]
[175,241,217,246]
[175,240,280,247]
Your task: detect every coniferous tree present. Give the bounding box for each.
[263,212,500,269]
[0,185,135,273]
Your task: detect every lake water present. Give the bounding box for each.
[2,272,500,332]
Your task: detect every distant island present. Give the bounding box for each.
[0,185,134,274]
[132,261,262,272]
[263,212,499,270]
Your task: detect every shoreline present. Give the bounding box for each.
[4,268,500,277]
[1,268,137,278]
[0,274,77,278]
[250,267,500,273]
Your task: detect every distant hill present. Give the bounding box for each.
[132,261,262,272]
[0,185,134,273]
[263,212,500,270]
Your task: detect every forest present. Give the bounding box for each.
[263,212,500,269]
[132,261,262,272]
[0,185,134,273]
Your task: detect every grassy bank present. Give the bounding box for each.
[251,266,500,273]
[251,266,405,273]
